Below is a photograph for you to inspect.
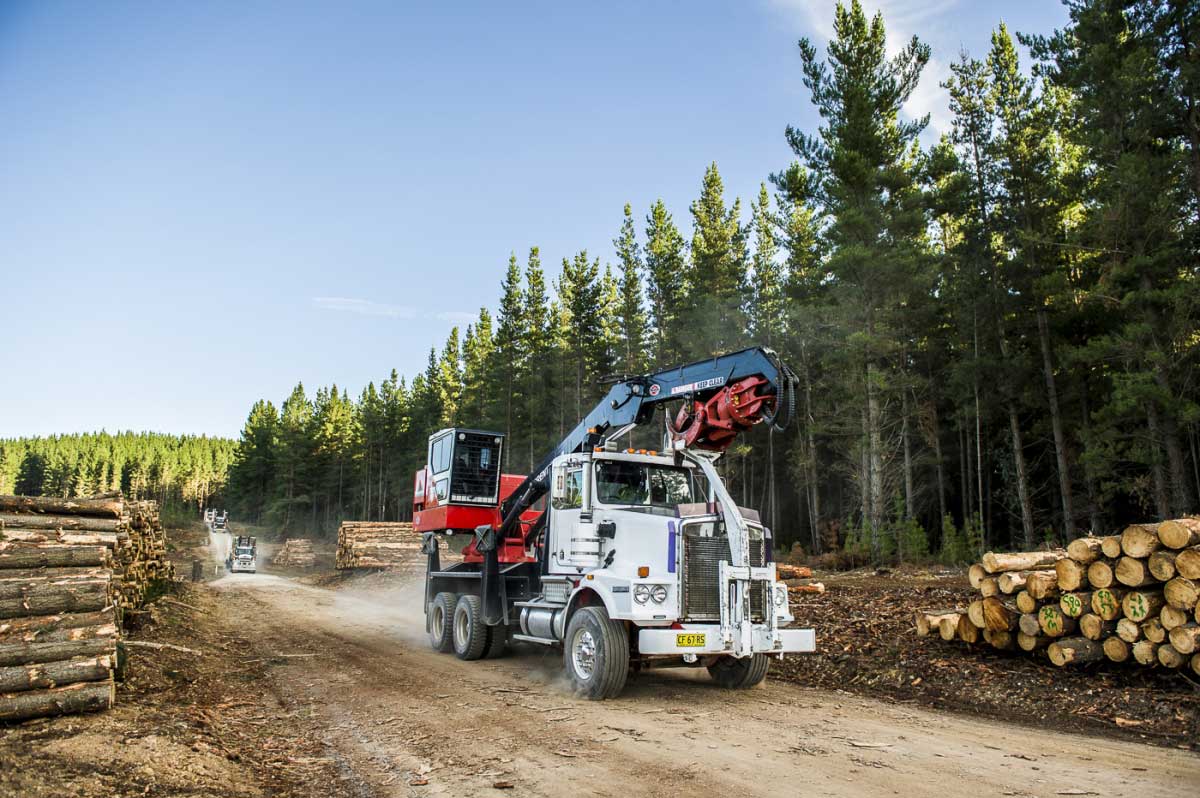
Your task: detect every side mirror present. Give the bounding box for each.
[598,520,616,539]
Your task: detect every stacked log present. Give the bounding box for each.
[0,498,123,721]
[272,539,316,569]
[0,494,175,616]
[335,522,462,574]
[919,517,1200,671]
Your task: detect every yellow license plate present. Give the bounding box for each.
[676,633,706,648]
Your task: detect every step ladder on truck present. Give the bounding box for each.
[415,346,816,699]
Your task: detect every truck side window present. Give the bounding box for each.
[553,468,583,510]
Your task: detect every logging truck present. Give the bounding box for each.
[417,347,815,699]
[227,535,257,573]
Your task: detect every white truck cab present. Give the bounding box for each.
[512,446,814,690]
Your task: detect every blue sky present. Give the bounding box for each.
[0,1,1067,439]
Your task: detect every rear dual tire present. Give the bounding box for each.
[428,592,456,653]
[429,591,508,659]
[453,594,489,660]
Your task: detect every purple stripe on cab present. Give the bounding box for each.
[667,521,676,573]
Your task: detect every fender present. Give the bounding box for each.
[564,585,616,629]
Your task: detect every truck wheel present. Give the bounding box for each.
[707,654,770,689]
[453,595,489,661]
[563,606,628,699]
[484,623,508,659]
[428,592,456,653]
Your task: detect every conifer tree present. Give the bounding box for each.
[522,247,554,469]
[492,254,525,470]
[644,199,688,365]
[613,203,649,374]
[687,163,748,357]
[462,308,495,426]
[748,183,783,348]
[786,0,931,542]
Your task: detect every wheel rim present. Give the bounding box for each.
[454,607,469,649]
[431,605,444,639]
[571,628,597,680]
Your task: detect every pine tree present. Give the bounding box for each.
[786,0,931,543]
[228,400,278,524]
[522,247,553,469]
[462,308,495,426]
[436,328,464,427]
[748,183,783,348]
[492,254,525,471]
[276,384,314,532]
[687,163,748,357]
[556,251,602,419]
[613,203,649,374]
[644,199,688,365]
[1033,0,1198,517]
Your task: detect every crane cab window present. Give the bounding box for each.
[429,433,453,501]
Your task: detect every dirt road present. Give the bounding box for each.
[210,573,1200,798]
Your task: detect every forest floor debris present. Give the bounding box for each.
[775,566,1200,749]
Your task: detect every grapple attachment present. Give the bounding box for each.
[668,375,776,451]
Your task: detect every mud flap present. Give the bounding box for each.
[422,532,441,614]
[475,525,504,625]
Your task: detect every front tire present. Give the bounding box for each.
[428,592,456,653]
[453,594,489,661]
[707,654,770,689]
[563,606,629,699]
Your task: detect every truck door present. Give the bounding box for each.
[548,460,599,572]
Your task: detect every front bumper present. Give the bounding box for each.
[231,560,256,572]
[638,624,816,656]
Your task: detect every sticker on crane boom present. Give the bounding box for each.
[670,377,724,396]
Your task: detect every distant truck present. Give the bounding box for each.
[227,535,257,573]
[213,511,228,531]
[204,508,216,525]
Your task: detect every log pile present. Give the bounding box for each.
[918,517,1200,676]
[272,539,316,569]
[335,522,461,574]
[0,496,125,721]
[777,564,826,594]
[0,494,175,616]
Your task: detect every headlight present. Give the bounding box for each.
[774,585,787,607]
[650,584,668,604]
[633,584,651,604]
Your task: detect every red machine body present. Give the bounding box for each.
[413,462,539,565]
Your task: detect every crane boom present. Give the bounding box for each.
[496,346,795,543]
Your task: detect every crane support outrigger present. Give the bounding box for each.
[413,346,815,698]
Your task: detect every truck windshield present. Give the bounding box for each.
[236,547,253,556]
[594,461,694,507]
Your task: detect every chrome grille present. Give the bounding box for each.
[680,526,767,622]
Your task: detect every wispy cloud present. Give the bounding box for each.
[433,310,477,324]
[768,0,960,138]
[311,297,472,325]
[312,296,418,318]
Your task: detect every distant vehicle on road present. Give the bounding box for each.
[227,535,257,573]
[213,510,228,531]
[204,508,216,525]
